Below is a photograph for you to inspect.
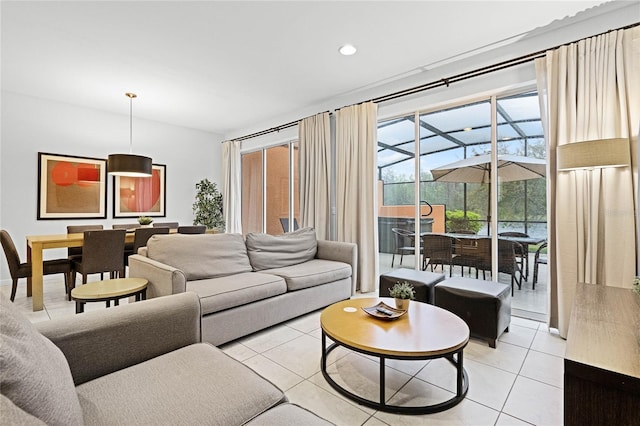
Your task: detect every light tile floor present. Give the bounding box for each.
[3,277,565,426]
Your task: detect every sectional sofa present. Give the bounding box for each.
[0,292,331,425]
[128,228,357,345]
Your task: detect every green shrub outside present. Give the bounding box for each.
[446,210,482,233]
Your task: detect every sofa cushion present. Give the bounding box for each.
[263,259,352,291]
[246,227,317,271]
[0,394,46,425]
[0,298,83,425]
[76,343,286,425]
[187,272,287,315]
[146,233,252,280]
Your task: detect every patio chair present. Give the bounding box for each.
[453,236,489,278]
[391,228,417,267]
[499,232,529,280]
[421,234,455,276]
[1,230,72,302]
[533,242,547,289]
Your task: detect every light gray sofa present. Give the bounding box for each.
[0,292,331,425]
[128,228,357,345]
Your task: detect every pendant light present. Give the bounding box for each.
[108,92,153,177]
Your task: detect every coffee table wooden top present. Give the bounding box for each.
[321,298,469,358]
[71,278,148,301]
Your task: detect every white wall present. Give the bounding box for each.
[0,92,222,281]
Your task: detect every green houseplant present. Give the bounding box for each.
[192,178,225,231]
[137,216,153,226]
[388,281,415,310]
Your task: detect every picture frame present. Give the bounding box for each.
[113,164,166,218]
[37,152,108,219]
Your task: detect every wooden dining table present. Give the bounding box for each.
[26,232,137,311]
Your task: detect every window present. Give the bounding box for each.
[241,141,299,235]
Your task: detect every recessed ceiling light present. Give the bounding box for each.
[463,127,473,131]
[339,44,357,56]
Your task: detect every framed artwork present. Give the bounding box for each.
[37,152,108,219]
[113,164,166,218]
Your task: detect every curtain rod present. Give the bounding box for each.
[230,21,639,143]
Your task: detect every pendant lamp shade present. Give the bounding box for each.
[557,138,630,171]
[108,92,153,177]
[107,153,152,177]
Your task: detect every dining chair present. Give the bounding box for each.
[66,225,104,263]
[532,242,548,289]
[112,223,141,260]
[1,229,72,302]
[132,227,170,256]
[153,222,179,229]
[177,225,206,234]
[279,218,300,233]
[70,229,126,298]
[421,234,455,276]
[499,232,529,280]
[391,228,417,267]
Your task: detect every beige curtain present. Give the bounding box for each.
[535,27,639,338]
[298,113,331,240]
[222,140,243,234]
[335,102,378,293]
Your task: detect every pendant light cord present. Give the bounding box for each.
[125,92,137,154]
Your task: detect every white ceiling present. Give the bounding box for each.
[1,1,622,138]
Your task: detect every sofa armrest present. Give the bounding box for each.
[36,292,201,386]
[316,240,358,295]
[128,254,187,298]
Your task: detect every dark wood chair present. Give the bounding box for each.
[177,225,206,234]
[66,225,104,264]
[133,227,170,254]
[1,229,72,302]
[113,223,141,260]
[70,230,126,298]
[421,234,455,276]
[153,222,179,229]
[279,218,300,233]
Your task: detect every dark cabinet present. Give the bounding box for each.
[564,283,640,426]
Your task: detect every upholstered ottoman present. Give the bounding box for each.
[434,277,511,348]
[379,268,445,304]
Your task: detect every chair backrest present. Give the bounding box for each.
[391,228,414,250]
[177,225,206,234]
[1,230,22,278]
[133,227,170,253]
[421,234,454,260]
[112,223,140,230]
[497,239,521,274]
[67,225,103,258]
[153,222,179,229]
[473,237,492,271]
[279,218,300,233]
[80,229,126,274]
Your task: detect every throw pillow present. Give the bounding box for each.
[245,227,317,271]
[0,298,83,425]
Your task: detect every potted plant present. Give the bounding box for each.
[138,216,153,227]
[192,178,225,232]
[388,281,415,310]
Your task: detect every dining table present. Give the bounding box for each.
[26,232,137,311]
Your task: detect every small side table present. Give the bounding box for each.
[71,278,148,314]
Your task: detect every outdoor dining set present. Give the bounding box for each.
[390,228,547,296]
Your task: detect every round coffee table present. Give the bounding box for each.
[71,278,148,314]
[320,297,470,414]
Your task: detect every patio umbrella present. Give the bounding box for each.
[430,154,546,231]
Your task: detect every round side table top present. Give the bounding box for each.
[321,297,469,358]
[71,278,148,301]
